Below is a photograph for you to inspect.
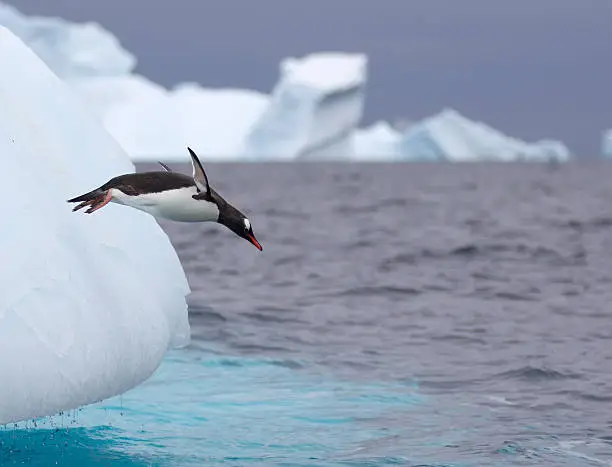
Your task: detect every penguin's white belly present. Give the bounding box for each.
[111,187,219,222]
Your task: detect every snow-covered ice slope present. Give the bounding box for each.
[602,129,612,158]
[0,27,190,425]
[396,109,571,162]
[241,53,367,160]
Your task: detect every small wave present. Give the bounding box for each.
[493,291,540,302]
[379,253,418,271]
[241,311,305,325]
[200,357,304,370]
[345,239,376,249]
[334,197,418,215]
[379,197,410,207]
[495,366,581,381]
[495,441,542,460]
[429,333,487,345]
[576,393,612,402]
[381,242,577,271]
[334,203,380,214]
[448,243,563,260]
[262,207,308,219]
[232,343,297,354]
[273,254,305,266]
[450,245,480,256]
[560,217,612,231]
[330,285,421,298]
[188,305,227,323]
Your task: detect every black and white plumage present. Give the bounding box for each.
[67,147,262,251]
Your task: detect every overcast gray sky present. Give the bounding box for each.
[10,0,612,155]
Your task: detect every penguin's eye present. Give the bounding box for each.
[243,218,251,231]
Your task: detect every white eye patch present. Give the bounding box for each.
[244,218,251,230]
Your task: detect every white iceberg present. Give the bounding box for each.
[240,53,367,160]
[0,27,190,425]
[394,109,571,162]
[603,129,612,158]
[0,3,367,161]
[0,3,572,163]
[72,77,268,160]
[352,121,402,160]
[0,2,268,161]
[0,2,135,78]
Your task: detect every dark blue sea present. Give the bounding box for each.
[3,162,612,466]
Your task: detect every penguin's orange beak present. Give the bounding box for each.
[247,233,263,251]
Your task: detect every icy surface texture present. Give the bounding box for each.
[0,27,190,425]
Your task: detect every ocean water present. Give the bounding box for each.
[3,161,612,466]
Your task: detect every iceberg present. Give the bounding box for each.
[353,121,402,161]
[240,53,367,160]
[0,3,572,163]
[0,27,190,425]
[393,109,571,162]
[0,4,367,161]
[72,78,268,160]
[0,2,268,161]
[0,2,135,78]
[603,129,612,158]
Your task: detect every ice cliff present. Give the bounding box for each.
[240,53,367,160]
[0,27,190,424]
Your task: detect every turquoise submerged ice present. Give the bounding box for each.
[2,349,427,466]
[0,27,190,425]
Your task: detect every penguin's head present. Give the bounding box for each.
[218,204,262,251]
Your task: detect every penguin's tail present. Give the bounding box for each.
[67,188,112,214]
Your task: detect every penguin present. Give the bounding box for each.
[67,147,262,251]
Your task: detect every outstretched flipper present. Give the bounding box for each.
[187,147,212,199]
[67,188,112,214]
[158,161,172,172]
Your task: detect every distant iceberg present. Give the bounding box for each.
[354,109,571,162]
[240,53,367,160]
[0,2,134,78]
[396,109,571,162]
[352,121,402,161]
[73,77,268,159]
[0,3,572,163]
[0,27,189,424]
[0,2,268,161]
[0,3,370,162]
[603,129,612,158]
